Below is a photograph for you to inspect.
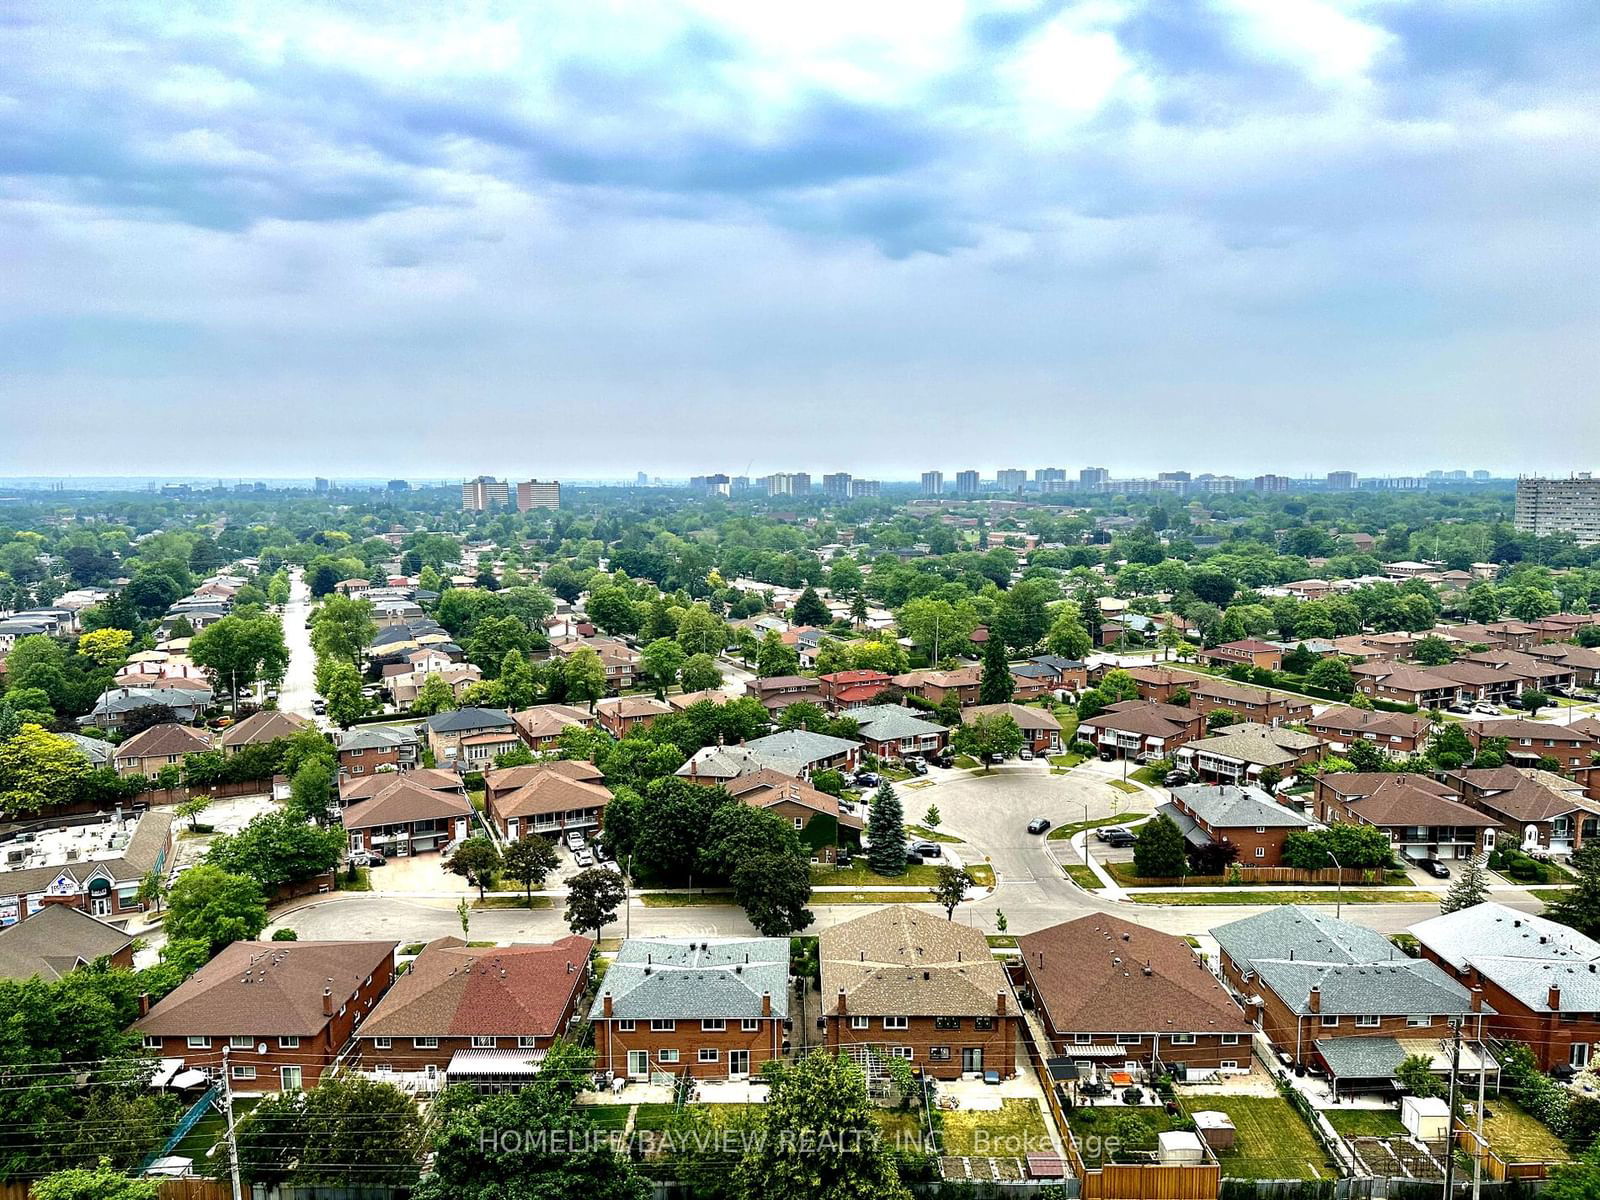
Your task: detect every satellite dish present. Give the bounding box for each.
[258,1043,268,1054]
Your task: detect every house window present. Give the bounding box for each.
[472,1036,497,1049]
[1406,1016,1433,1028]
[519,1036,538,1048]
[702,1019,726,1031]
[1255,826,1266,834]
[793,817,804,830]
[883,1017,909,1030]
[929,1047,951,1061]
[1074,1034,1093,1045]
[413,1037,438,1049]
[373,1038,392,1050]
[890,1047,914,1060]
[1254,847,1265,859]
[1356,1015,1381,1028]
[1321,1016,1340,1027]
[187,1036,211,1050]
[617,1020,636,1032]
[934,1017,961,1031]
[973,1017,995,1031]
[651,1019,676,1032]
[279,1036,300,1049]
[1221,1060,1239,1071]
[1221,1034,1240,1046]
[658,1049,680,1064]
[231,1065,256,1080]
[699,1049,719,1063]
[143,1036,162,1050]
[1169,1034,1195,1046]
[1117,1034,1141,1045]
[850,1016,869,1030]
[230,1036,252,1049]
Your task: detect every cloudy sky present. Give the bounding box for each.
[2,0,1596,481]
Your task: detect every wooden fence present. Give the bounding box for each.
[0,1182,231,1200]
[1454,1125,1563,1182]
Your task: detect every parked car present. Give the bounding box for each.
[1018,747,1034,761]
[906,757,929,776]
[565,830,586,852]
[1102,828,1136,848]
[903,850,924,866]
[1164,770,1192,787]
[1026,817,1051,835]
[854,771,880,788]
[913,841,942,858]
[1446,703,1472,715]
[987,752,1005,764]
[1415,857,1451,879]
[933,752,954,769]
[1474,703,1500,715]
[311,697,327,715]
[348,850,387,868]
[1098,750,1117,762]
[575,848,594,868]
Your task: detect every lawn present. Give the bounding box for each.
[1065,1105,1181,1168]
[1107,779,1141,794]
[1482,1097,1569,1164]
[1048,753,1085,772]
[641,892,738,907]
[1129,765,1168,786]
[1195,1095,1333,1180]
[908,823,962,844]
[953,754,981,769]
[810,861,995,888]
[1324,1108,1407,1139]
[813,890,941,904]
[335,866,373,892]
[473,895,554,908]
[1048,812,1149,841]
[873,1108,930,1151]
[582,1104,635,1130]
[1062,863,1103,890]
[1528,888,1571,903]
[939,1098,1052,1157]
[1133,889,1438,906]
[171,1098,258,1166]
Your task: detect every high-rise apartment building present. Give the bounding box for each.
[955,470,980,495]
[691,474,731,496]
[1326,471,1359,491]
[850,479,880,498]
[823,472,853,498]
[995,469,1027,491]
[1158,471,1191,483]
[921,471,944,496]
[1035,468,1066,484]
[764,473,811,497]
[313,477,330,494]
[515,479,561,510]
[1516,475,1600,545]
[461,475,510,511]
[1253,474,1291,493]
[1079,467,1109,492]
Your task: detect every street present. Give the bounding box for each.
[277,567,322,723]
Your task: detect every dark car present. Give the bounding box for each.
[1026,817,1051,835]
[913,841,942,858]
[933,752,954,769]
[1103,829,1137,848]
[906,758,929,776]
[854,771,880,787]
[903,850,924,866]
[1416,858,1452,879]
[1164,770,1192,787]
[1098,751,1117,762]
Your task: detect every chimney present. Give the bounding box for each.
[603,993,614,1018]
[1308,984,1321,1014]
[762,991,772,1017]
[1471,987,1484,1012]
[322,984,334,1017]
[836,988,847,1015]
[997,990,1007,1016]
[138,992,151,1017]
[1549,983,1561,1012]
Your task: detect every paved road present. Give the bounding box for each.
[277,568,322,723]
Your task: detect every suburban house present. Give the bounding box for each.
[677,730,860,783]
[483,761,610,842]
[745,675,827,714]
[1021,655,1089,692]
[389,663,483,708]
[590,938,789,1081]
[1119,668,1312,725]
[111,723,215,778]
[818,670,895,709]
[1314,773,1499,863]
[553,637,638,692]
[510,703,596,751]
[1442,768,1600,855]
[1349,663,1461,709]
[79,683,214,730]
[1213,907,1488,1093]
[1461,649,1577,695]
[963,703,1063,755]
[1019,915,1254,1077]
[1303,707,1431,757]
[1159,784,1321,867]
[1174,723,1325,784]
[846,704,949,762]
[0,810,174,924]
[1464,720,1598,773]
[354,935,593,1093]
[218,709,308,756]
[893,666,984,707]
[336,726,420,777]
[422,708,519,768]
[1411,903,1600,1072]
[1077,700,1205,761]
[820,905,1016,1081]
[1526,643,1600,686]
[724,769,863,863]
[0,904,135,980]
[133,939,398,1093]
[594,695,673,738]
[1200,640,1284,672]
[341,775,474,857]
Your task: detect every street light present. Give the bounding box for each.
[1326,849,1342,919]
[1083,802,1091,869]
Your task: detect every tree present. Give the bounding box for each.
[993,580,1051,652]
[321,660,366,728]
[951,712,1024,772]
[1206,707,1240,732]
[1306,657,1354,695]
[922,804,941,831]
[502,836,559,907]
[498,648,538,710]
[446,836,502,899]
[1546,1144,1600,1200]
[1395,1054,1445,1100]
[675,605,727,657]
[175,793,213,831]
[206,811,345,889]
[791,585,830,627]
[456,898,470,941]
[0,724,90,817]
[77,628,132,668]
[190,614,289,711]
[933,864,975,919]
[756,631,800,678]
[1440,855,1490,914]
[1519,689,1552,718]
[287,757,335,824]
[1548,841,1600,939]
[563,645,609,710]
[732,1050,912,1200]
[978,636,1014,704]
[1044,607,1092,660]
[732,852,814,935]
[865,781,907,876]
[1412,635,1457,666]
[565,866,627,937]
[585,586,640,636]
[1133,814,1186,879]
[309,595,376,668]
[680,652,723,692]
[235,1075,423,1187]
[412,672,458,716]
[640,637,685,698]
[31,1164,159,1200]
[164,866,267,957]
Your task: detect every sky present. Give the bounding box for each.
[1,0,1597,481]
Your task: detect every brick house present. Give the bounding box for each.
[1314,773,1499,862]
[590,938,789,1081]
[893,666,983,707]
[133,939,398,1093]
[820,905,1017,1081]
[1526,643,1600,687]
[1213,907,1486,1092]
[724,769,863,863]
[1159,784,1320,867]
[677,730,860,784]
[1443,767,1600,855]
[422,708,519,768]
[0,904,135,980]
[1465,720,1598,773]
[1303,707,1430,757]
[336,725,419,777]
[818,670,894,709]
[1200,640,1284,672]
[745,675,827,715]
[1019,914,1253,1076]
[1175,723,1325,785]
[1076,700,1205,761]
[111,723,214,778]
[552,637,638,692]
[1120,668,1312,725]
[354,935,592,1092]
[963,703,1062,754]
[341,775,474,856]
[1021,655,1089,692]
[218,710,308,756]
[483,761,610,842]
[1349,663,1460,709]
[1411,903,1600,1072]
[847,704,949,762]
[594,695,673,738]
[510,703,596,752]
[1461,649,1576,695]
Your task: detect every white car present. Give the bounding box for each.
[1474,704,1500,715]
[575,848,594,868]
[565,830,585,852]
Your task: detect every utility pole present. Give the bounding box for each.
[624,853,632,939]
[1326,849,1343,919]
[1442,1018,1462,1200]
[1471,1029,1487,1200]
[221,1045,244,1200]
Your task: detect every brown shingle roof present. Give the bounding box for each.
[342,778,473,831]
[218,710,309,749]
[963,703,1062,732]
[820,905,1008,1018]
[340,768,461,801]
[491,773,612,821]
[114,723,214,761]
[724,769,865,830]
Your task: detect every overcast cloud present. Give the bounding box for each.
[1,0,1596,480]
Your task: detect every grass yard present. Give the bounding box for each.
[1196,1095,1333,1180]
[640,892,737,907]
[873,1109,930,1150]
[1062,863,1103,890]
[172,1098,258,1166]
[1482,1097,1569,1164]
[1528,887,1571,903]
[1048,812,1149,841]
[986,934,1019,948]
[814,890,938,904]
[336,866,373,892]
[1065,1105,1180,1168]
[581,1104,635,1130]
[1129,765,1169,786]
[1048,753,1085,772]
[939,1098,1053,1157]
[1324,1108,1407,1139]
[908,824,962,843]
[810,860,994,888]
[1107,779,1141,794]
[953,754,981,769]
[1133,889,1438,905]
[473,895,554,908]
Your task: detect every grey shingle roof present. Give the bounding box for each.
[1409,902,1600,1013]
[0,905,134,981]
[847,704,946,742]
[589,938,789,1021]
[423,707,515,733]
[338,726,418,752]
[1169,784,1320,830]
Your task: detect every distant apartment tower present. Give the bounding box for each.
[850,479,880,498]
[995,469,1028,491]
[955,470,980,495]
[515,479,561,510]
[822,472,853,498]
[1326,471,1359,491]
[386,479,410,492]
[921,471,944,497]
[765,473,810,497]
[461,475,510,511]
[731,476,751,494]
[1079,467,1109,492]
[1516,475,1600,545]
[1035,468,1066,484]
[1158,471,1191,483]
[1253,474,1291,493]
[1472,470,1491,481]
[691,473,731,496]
[313,477,330,494]
[635,471,649,486]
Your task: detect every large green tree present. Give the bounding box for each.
[866,781,907,876]
[1132,814,1187,879]
[235,1075,423,1187]
[205,810,345,890]
[163,865,268,957]
[190,613,290,711]
[951,711,1023,772]
[977,636,1014,704]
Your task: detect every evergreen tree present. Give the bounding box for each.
[1440,854,1490,914]
[791,586,830,627]
[978,636,1014,704]
[1548,842,1600,939]
[866,781,907,876]
[1133,814,1187,879]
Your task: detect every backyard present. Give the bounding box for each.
[1192,1094,1334,1180]
[1481,1097,1568,1164]
[1323,1107,1408,1139]
[937,1098,1053,1157]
